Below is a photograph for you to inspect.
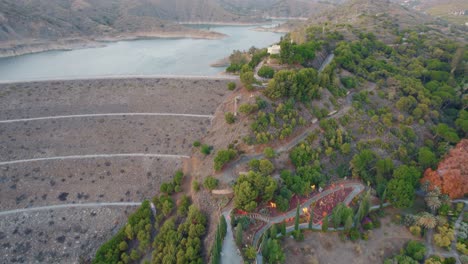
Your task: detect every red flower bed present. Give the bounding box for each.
[311,187,353,224]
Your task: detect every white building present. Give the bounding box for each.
[267,45,281,55]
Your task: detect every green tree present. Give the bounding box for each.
[130,249,139,261]
[322,215,329,232]
[455,110,468,135]
[240,65,256,91]
[225,112,236,124]
[263,238,285,264]
[214,149,237,171]
[192,180,200,192]
[160,182,174,195]
[387,178,415,208]
[341,142,351,155]
[309,205,314,229]
[264,147,276,158]
[233,171,277,211]
[235,223,243,246]
[245,246,257,260]
[258,65,275,78]
[259,159,275,176]
[118,241,128,251]
[376,158,394,180]
[227,82,236,90]
[393,165,421,188]
[350,150,378,185]
[201,144,212,155]
[433,123,460,143]
[405,240,426,261]
[294,204,300,231]
[418,147,437,169]
[125,224,134,240]
[344,214,353,232]
[203,176,219,190]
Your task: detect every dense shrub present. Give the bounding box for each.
[214,149,237,171]
[258,65,275,78]
[203,176,219,190]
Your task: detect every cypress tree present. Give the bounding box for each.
[220,215,227,238]
[280,221,286,236]
[322,215,329,232]
[294,204,300,231]
[235,223,243,246]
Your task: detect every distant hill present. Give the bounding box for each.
[219,0,346,18]
[285,0,467,45]
[392,0,468,26]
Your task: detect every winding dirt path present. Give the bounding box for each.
[0,202,142,217]
[0,113,214,124]
[0,153,190,166]
[0,74,238,85]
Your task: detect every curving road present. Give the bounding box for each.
[0,74,239,85]
[0,153,190,166]
[0,202,142,217]
[0,113,214,124]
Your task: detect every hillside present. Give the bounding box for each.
[183,0,467,262]
[219,0,345,18]
[287,0,468,44]
[394,0,468,26]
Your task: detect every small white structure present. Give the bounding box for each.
[267,45,281,55]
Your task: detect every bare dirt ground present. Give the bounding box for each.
[0,116,209,160]
[282,212,418,264]
[0,78,228,118]
[0,206,135,264]
[0,157,182,210]
[0,77,231,263]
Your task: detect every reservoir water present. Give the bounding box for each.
[0,24,284,81]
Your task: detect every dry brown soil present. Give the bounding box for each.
[282,214,418,264]
[0,78,231,263]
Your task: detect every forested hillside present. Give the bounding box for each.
[232,0,466,213]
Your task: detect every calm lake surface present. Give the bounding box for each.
[0,24,284,81]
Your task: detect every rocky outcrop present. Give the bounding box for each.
[420,139,468,199]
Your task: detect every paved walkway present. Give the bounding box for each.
[0,202,142,216]
[221,210,244,264]
[0,113,214,124]
[0,153,190,166]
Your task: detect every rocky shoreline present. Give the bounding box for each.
[0,29,225,58]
